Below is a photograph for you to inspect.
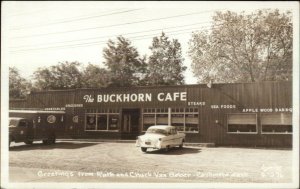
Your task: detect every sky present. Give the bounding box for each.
[2,1,298,84]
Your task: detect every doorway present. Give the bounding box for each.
[122,108,140,135]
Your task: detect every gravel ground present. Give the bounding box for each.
[9,141,293,183]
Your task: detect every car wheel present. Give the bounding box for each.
[179,140,184,148]
[165,145,170,152]
[141,147,147,152]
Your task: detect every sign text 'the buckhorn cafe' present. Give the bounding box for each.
[83,92,187,103]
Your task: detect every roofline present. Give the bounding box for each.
[9,110,65,114]
[28,80,291,94]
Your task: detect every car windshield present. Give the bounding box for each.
[9,119,19,126]
[146,128,168,135]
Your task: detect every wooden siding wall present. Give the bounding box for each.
[9,99,27,109]
[9,81,292,147]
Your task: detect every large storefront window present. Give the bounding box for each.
[261,113,292,134]
[97,115,107,130]
[142,107,199,133]
[86,114,96,130]
[143,108,156,131]
[171,113,184,132]
[108,115,119,130]
[156,108,168,125]
[85,109,119,131]
[227,113,257,133]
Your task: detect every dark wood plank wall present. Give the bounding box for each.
[9,81,292,146]
[185,82,292,146]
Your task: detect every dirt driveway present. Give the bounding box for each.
[8,141,292,183]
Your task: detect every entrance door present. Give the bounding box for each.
[122,109,140,134]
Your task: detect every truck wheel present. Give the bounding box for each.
[50,138,56,144]
[42,139,49,145]
[141,147,147,152]
[25,141,33,145]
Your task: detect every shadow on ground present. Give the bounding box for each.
[144,147,201,155]
[9,142,98,151]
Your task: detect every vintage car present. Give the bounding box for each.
[136,125,185,152]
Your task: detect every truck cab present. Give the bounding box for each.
[9,117,34,146]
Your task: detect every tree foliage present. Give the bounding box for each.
[103,36,146,87]
[188,9,292,83]
[9,67,31,99]
[33,61,83,90]
[146,32,186,85]
[81,63,111,88]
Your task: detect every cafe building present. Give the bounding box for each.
[9,81,293,147]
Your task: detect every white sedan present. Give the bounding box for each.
[136,125,185,152]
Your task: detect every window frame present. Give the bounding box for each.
[84,109,119,132]
[142,107,199,133]
[227,113,258,134]
[260,113,292,135]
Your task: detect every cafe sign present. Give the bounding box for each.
[83,92,187,103]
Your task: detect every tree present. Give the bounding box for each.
[103,36,146,87]
[9,67,31,99]
[81,64,111,88]
[188,9,292,83]
[146,32,186,85]
[33,61,83,90]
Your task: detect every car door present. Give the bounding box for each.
[175,129,183,145]
[163,128,173,147]
[173,128,182,145]
[169,128,177,147]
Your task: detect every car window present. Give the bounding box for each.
[174,128,178,134]
[146,128,168,135]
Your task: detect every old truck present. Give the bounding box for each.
[9,110,65,147]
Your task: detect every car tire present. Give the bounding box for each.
[179,140,184,148]
[165,145,170,152]
[141,147,147,152]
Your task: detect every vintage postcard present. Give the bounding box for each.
[1,1,299,189]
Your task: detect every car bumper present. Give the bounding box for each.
[136,140,162,149]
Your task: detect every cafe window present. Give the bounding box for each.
[156,113,168,125]
[171,114,184,132]
[142,107,199,132]
[185,114,199,132]
[85,114,96,130]
[227,113,257,133]
[261,113,292,134]
[97,114,107,130]
[108,115,119,130]
[85,109,119,131]
[143,114,155,131]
